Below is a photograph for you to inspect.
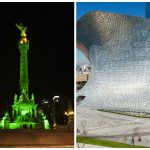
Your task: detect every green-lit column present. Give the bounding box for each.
[16,108,18,116]
[29,108,31,116]
[19,41,29,94]
[12,110,14,118]
[16,23,29,97]
[30,108,33,117]
[34,107,37,117]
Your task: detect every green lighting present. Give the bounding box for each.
[44,120,50,129]
[0,23,50,130]
[9,123,21,129]
[21,110,28,115]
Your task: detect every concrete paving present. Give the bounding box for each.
[77,107,150,147]
[0,126,74,148]
[77,143,109,148]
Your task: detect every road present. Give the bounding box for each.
[0,127,74,148]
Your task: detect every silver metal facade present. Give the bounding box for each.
[77,11,150,112]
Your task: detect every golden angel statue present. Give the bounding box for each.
[15,23,27,38]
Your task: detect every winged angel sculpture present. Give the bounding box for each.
[15,23,27,38]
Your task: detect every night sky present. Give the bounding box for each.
[0,2,74,114]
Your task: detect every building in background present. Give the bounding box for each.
[76,65,91,91]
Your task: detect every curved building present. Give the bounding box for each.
[77,11,150,113]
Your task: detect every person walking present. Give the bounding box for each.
[138,136,142,142]
[131,136,135,147]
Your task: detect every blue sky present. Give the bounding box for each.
[77,2,146,66]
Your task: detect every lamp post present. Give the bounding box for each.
[52,96,60,128]
[64,110,74,133]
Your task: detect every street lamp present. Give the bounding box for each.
[64,110,74,133]
[64,111,74,116]
[52,96,60,128]
[53,96,60,101]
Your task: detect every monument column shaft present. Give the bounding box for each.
[20,52,29,92]
[18,41,29,93]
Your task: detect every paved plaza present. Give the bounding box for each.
[77,107,150,147]
[77,143,109,148]
[0,126,74,148]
